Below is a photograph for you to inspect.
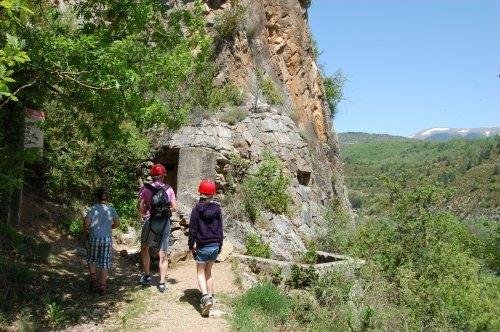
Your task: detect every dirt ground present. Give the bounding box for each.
[66,247,239,332]
[6,190,240,332]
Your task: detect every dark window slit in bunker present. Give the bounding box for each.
[155,148,180,193]
[297,170,311,186]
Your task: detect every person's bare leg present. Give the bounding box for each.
[197,263,208,295]
[141,244,150,275]
[100,268,108,285]
[158,250,169,283]
[205,261,214,296]
[88,263,97,287]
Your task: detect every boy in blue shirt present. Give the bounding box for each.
[84,188,119,295]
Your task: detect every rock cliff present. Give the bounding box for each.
[155,0,350,260]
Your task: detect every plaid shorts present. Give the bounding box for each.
[87,237,112,269]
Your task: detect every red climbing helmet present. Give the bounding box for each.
[198,179,216,196]
[150,164,166,176]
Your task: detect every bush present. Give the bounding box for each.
[64,218,83,238]
[323,71,346,118]
[257,70,283,105]
[299,240,318,264]
[219,107,247,125]
[338,184,500,330]
[231,282,292,331]
[287,265,318,288]
[242,152,292,220]
[214,0,247,40]
[245,233,271,258]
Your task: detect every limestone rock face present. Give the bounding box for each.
[153,0,350,261]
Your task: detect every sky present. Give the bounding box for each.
[308,0,500,137]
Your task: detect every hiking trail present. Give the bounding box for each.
[67,246,239,332]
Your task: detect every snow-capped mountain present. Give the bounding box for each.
[410,127,500,141]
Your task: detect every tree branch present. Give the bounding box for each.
[0,79,38,108]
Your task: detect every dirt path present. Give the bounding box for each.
[65,247,238,332]
[11,192,239,331]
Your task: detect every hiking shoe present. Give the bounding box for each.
[139,274,152,286]
[158,282,167,293]
[200,294,213,317]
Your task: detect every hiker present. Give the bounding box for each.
[83,188,120,296]
[188,179,223,316]
[138,163,177,292]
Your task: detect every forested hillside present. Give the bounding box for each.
[339,132,500,221]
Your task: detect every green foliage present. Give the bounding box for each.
[0,0,240,221]
[64,217,82,238]
[288,265,318,288]
[300,240,318,264]
[219,107,247,125]
[340,134,500,219]
[245,233,271,259]
[256,70,283,105]
[323,71,346,118]
[325,184,500,330]
[0,0,32,102]
[214,0,247,40]
[210,84,245,109]
[242,152,292,219]
[46,302,68,328]
[231,282,292,332]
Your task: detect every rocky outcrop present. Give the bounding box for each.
[152,0,350,261]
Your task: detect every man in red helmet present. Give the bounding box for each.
[137,163,178,292]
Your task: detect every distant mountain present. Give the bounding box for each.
[338,132,409,145]
[410,127,500,141]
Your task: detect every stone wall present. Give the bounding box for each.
[156,101,340,260]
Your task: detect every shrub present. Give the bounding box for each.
[256,70,283,105]
[347,184,500,330]
[242,152,292,219]
[46,302,68,328]
[231,282,292,331]
[287,265,318,288]
[300,240,318,264]
[219,107,247,125]
[209,84,245,109]
[348,191,363,210]
[214,0,247,40]
[323,71,346,118]
[68,219,83,238]
[245,233,271,258]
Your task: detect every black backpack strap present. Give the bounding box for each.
[145,183,159,194]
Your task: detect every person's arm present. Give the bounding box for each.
[82,215,90,244]
[218,208,223,254]
[111,208,120,229]
[188,208,198,251]
[168,188,178,212]
[137,197,147,215]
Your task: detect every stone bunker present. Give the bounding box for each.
[148,103,346,262]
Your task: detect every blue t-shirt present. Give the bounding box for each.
[85,203,118,239]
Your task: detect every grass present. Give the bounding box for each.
[219,107,247,125]
[245,233,271,259]
[256,70,283,105]
[231,282,291,331]
[114,288,150,331]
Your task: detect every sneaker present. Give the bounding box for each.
[158,282,167,293]
[139,274,152,286]
[200,294,213,317]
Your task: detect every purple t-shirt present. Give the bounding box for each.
[138,181,176,220]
